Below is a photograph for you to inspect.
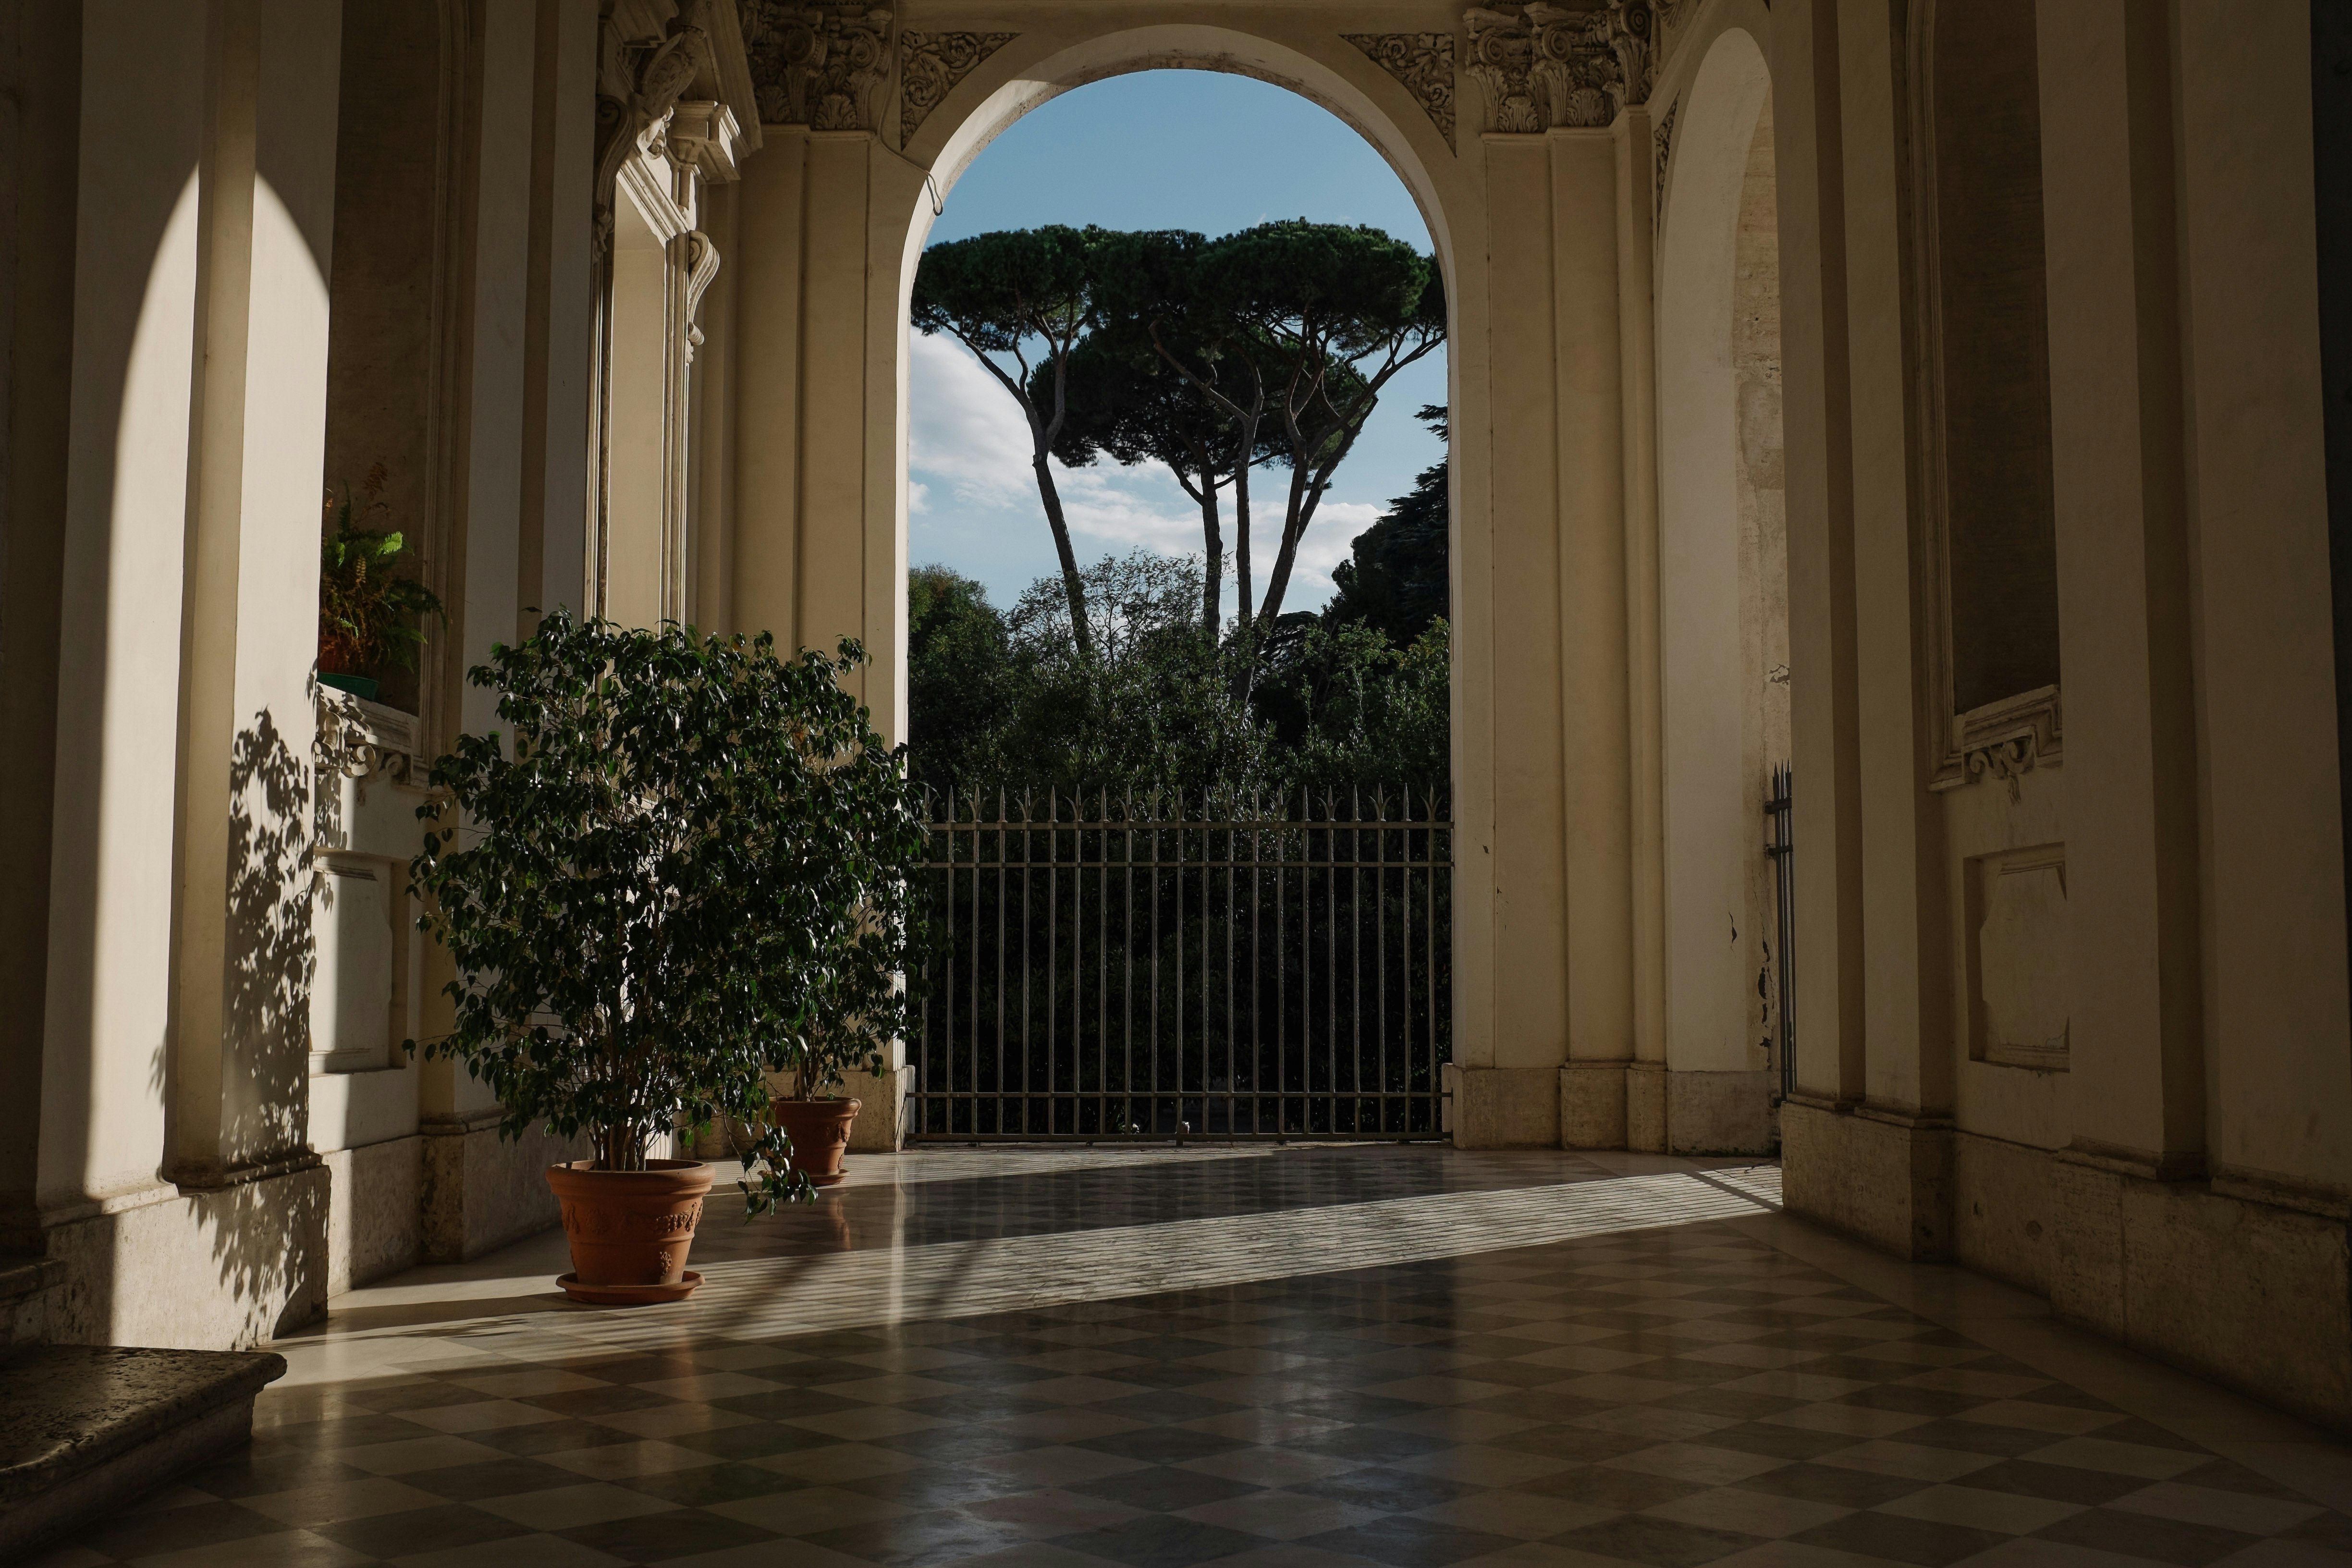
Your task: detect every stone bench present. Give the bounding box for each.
[0,1344,286,1558]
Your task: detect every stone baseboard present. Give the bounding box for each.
[2047,1152,2352,1434]
[1627,1063,1667,1152]
[322,1136,423,1296]
[1444,1064,1560,1148]
[1,1258,64,1346]
[421,1116,590,1264]
[1559,1062,1629,1148]
[1786,1110,2352,1434]
[841,1065,916,1153]
[1779,1098,1952,1260]
[1666,1070,1778,1155]
[37,1165,330,1348]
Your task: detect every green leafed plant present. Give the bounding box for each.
[320,465,445,676]
[406,610,928,1215]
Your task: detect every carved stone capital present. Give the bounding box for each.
[1465,0,1660,134]
[742,1,895,131]
[1344,33,1457,149]
[900,31,1015,144]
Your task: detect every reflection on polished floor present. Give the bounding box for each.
[35,1148,2352,1567]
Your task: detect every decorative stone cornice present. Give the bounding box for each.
[1343,33,1457,149]
[1464,1,1661,133]
[741,1,896,131]
[900,31,1015,143]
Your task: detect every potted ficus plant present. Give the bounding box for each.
[320,464,444,702]
[769,1034,877,1188]
[407,610,925,1304]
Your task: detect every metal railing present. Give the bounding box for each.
[913,787,1452,1141]
[1764,763,1795,1099]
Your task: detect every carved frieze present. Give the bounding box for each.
[901,31,1015,143]
[1940,683,2061,797]
[1464,1,1661,133]
[1653,99,1676,221]
[1964,734,2038,803]
[741,1,895,131]
[1344,33,1457,149]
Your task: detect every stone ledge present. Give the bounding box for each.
[0,1345,285,1556]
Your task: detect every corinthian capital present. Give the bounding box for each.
[742,1,895,131]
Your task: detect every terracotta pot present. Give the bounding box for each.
[770,1096,861,1186]
[545,1158,715,1304]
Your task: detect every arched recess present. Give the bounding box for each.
[1654,21,1784,1145]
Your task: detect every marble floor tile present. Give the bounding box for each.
[33,1148,2352,1568]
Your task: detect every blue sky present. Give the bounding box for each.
[909,70,1448,616]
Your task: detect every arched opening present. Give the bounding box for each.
[1655,26,1784,1152]
[882,41,1459,1142]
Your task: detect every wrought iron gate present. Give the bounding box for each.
[1764,763,1796,1098]
[913,789,1452,1141]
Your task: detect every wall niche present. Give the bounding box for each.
[1966,844,2069,1070]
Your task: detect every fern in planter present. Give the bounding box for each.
[406,610,927,1217]
[320,466,443,697]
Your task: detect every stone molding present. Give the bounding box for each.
[742,1,895,131]
[900,30,1015,143]
[1343,33,1457,148]
[1464,1,1661,134]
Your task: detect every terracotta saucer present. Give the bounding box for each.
[556,1270,703,1305]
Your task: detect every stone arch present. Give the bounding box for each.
[898,26,1462,298]
[1652,15,1783,1146]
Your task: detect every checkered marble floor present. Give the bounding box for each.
[34,1147,2352,1568]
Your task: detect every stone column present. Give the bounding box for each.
[1780,0,1956,1259]
[1556,126,1638,1152]
[727,122,919,1146]
[418,0,600,1261]
[1450,132,1571,1149]
[1771,0,1868,1127]
[0,0,85,1246]
[2029,0,2208,1339]
[169,0,344,1200]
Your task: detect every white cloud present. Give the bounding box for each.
[908,332,1035,508]
[909,331,1394,609]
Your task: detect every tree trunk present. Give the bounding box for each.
[1032,449,1095,660]
[1197,475,1223,631]
[1232,441,1254,627]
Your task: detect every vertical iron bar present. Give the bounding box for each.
[1427,789,1438,1132]
[1373,790,1383,1133]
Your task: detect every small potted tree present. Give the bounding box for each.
[319,466,443,701]
[408,611,925,1303]
[769,1035,879,1188]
